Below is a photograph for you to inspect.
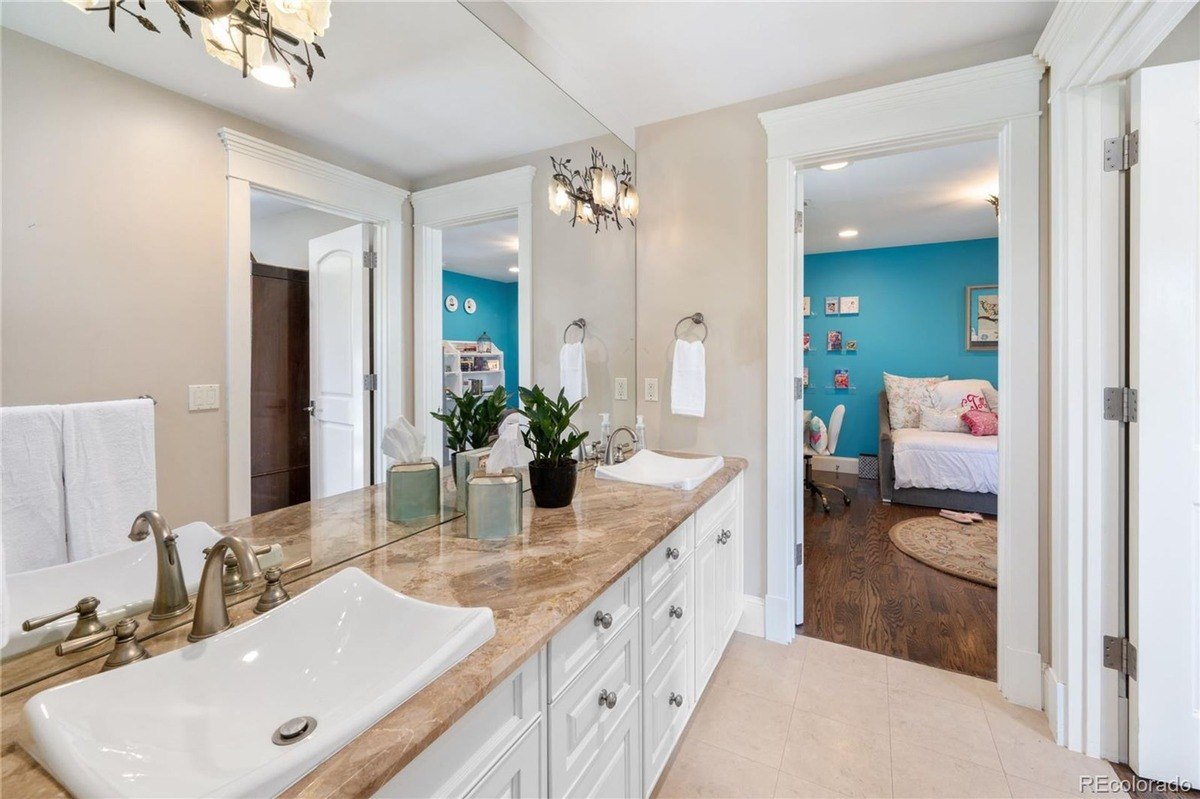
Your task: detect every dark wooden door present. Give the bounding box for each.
[251,262,311,514]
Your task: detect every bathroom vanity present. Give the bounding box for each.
[0,458,745,798]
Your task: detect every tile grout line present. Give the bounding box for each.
[886,656,896,798]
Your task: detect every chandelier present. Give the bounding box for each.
[63,0,331,88]
[548,148,639,232]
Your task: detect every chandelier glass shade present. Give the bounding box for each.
[63,0,331,88]
[549,148,637,232]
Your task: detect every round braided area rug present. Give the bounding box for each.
[887,516,997,587]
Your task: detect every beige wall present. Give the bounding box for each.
[633,35,1039,597]
[415,134,638,433]
[1,31,404,527]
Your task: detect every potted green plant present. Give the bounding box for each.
[517,385,588,508]
[432,386,508,484]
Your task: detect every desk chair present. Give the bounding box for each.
[804,404,851,513]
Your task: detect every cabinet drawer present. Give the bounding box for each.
[642,516,694,600]
[549,616,641,798]
[565,693,642,799]
[643,635,695,797]
[695,478,738,539]
[376,653,543,799]
[548,563,641,699]
[465,719,544,799]
[643,561,693,679]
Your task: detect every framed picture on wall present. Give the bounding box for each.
[965,284,999,351]
[803,296,812,316]
[827,330,842,351]
[803,332,811,351]
[824,297,839,315]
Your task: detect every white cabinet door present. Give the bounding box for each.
[643,636,694,797]
[466,721,545,799]
[572,698,642,799]
[694,529,720,691]
[714,502,742,645]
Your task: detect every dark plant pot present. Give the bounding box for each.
[527,459,578,508]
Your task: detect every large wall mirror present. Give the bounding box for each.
[0,2,635,672]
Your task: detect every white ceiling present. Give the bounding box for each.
[802,139,999,254]
[443,215,520,283]
[502,1,1054,141]
[250,190,304,221]
[0,1,608,184]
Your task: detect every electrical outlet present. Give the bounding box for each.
[644,378,659,402]
[188,384,221,411]
[614,377,629,401]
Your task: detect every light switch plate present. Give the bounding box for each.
[614,377,629,401]
[188,384,220,411]
[644,377,659,402]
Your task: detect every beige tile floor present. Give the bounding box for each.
[655,634,1128,799]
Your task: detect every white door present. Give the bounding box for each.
[308,225,368,500]
[1128,59,1200,785]
[794,173,806,621]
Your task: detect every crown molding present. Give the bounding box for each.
[1035,0,1196,96]
[411,166,536,225]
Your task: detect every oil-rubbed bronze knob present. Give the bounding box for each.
[593,611,613,630]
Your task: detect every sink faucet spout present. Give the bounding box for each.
[129,510,191,620]
[189,536,264,642]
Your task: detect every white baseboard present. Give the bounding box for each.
[1001,646,1044,710]
[811,455,858,475]
[1042,665,1065,744]
[737,594,765,637]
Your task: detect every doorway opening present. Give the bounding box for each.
[797,141,1001,680]
[248,190,376,513]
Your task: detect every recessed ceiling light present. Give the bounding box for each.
[508,266,519,274]
[820,161,850,171]
[838,229,859,238]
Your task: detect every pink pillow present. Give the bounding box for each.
[961,410,999,437]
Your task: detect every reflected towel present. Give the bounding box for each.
[1,405,68,573]
[63,399,157,561]
[560,341,588,405]
[671,339,706,417]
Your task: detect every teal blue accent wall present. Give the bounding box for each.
[803,237,998,458]
[443,270,519,406]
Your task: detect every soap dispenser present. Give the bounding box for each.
[635,415,646,452]
[599,413,612,455]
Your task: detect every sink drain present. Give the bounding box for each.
[272,716,317,746]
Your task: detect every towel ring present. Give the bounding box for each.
[562,318,587,344]
[673,313,708,343]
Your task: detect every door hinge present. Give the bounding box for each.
[794,210,804,233]
[794,377,804,400]
[363,373,379,391]
[1102,387,1138,423]
[1103,635,1137,680]
[795,542,804,565]
[363,250,378,270]
[1103,130,1139,172]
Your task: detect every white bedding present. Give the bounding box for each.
[891,429,998,494]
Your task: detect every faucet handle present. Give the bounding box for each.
[23,596,108,643]
[56,618,150,671]
[253,557,312,614]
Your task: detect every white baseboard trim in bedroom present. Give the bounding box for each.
[1043,665,1066,744]
[811,455,858,475]
[737,594,765,637]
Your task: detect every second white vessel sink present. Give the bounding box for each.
[3,522,224,659]
[595,450,725,491]
[21,567,496,798]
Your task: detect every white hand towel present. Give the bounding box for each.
[671,339,706,417]
[560,341,588,404]
[1,405,68,573]
[63,399,157,561]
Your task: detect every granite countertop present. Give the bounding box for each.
[0,457,747,798]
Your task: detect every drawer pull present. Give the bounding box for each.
[666,546,680,561]
[669,692,684,708]
[593,610,614,630]
[598,689,618,709]
[669,605,684,620]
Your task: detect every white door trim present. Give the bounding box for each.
[759,55,1046,708]
[219,128,409,521]
[411,167,535,460]
[1034,0,1195,760]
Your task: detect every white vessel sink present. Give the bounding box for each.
[595,450,725,491]
[3,522,225,659]
[21,567,496,798]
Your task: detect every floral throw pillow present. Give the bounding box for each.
[883,373,947,430]
[962,410,999,436]
[919,407,970,433]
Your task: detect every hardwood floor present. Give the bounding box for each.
[1110,763,1200,799]
[801,469,998,680]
